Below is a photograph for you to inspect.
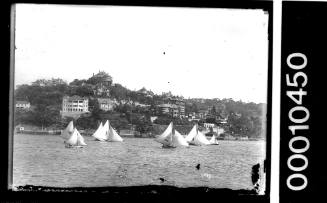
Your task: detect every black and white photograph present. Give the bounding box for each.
[11,3,270,195]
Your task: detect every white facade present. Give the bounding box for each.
[16,101,30,109]
[204,123,215,129]
[61,96,89,118]
[98,98,117,111]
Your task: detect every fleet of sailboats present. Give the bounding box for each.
[92,120,123,142]
[61,121,87,148]
[185,124,218,146]
[154,122,189,148]
[61,120,217,148]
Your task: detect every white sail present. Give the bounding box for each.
[92,122,108,141]
[209,134,219,145]
[65,128,87,147]
[172,130,189,147]
[161,132,174,148]
[108,125,123,142]
[185,125,197,143]
[185,124,211,146]
[193,131,211,145]
[103,120,109,135]
[155,122,173,145]
[77,130,87,146]
[155,123,188,147]
[61,121,74,140]
[65,128,79,146]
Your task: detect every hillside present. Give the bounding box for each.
[14,72,267,139]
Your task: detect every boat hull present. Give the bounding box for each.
[162,144,176,149]
[65,144,84,148]
[94,138,107,142]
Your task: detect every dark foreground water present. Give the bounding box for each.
[13,134,265,190]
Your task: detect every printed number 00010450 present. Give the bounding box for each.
[285,53,310,191]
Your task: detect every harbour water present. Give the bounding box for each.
[13,134,265,190]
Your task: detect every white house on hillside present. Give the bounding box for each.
[60,95,89,118]
[97,98,117,111]
[15,101,30,110]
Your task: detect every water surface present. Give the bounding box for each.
[13,134,265,190]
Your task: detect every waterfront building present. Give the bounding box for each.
[60,95,89,118]
[134,102,151,108]
[187,112,201,121]
[157,103,173,115]
[157,97,185,118]
[97,98,117,111]
[204,123,215,129]
[157,103,184,118]
[197,109,209,119]
[217,117,228,124]
[15,101,30,110]
[167,97,185,117]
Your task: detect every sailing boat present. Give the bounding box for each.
[155,122,173,146]
[93,120,123,142]
[155,122,189,148]
[185,124,211,146]
[64,128,87,148]
[209,134,219,145]
[108,124,124,142]
[61,121,87,148]
[92,122,107,141]
[60,120,74,140]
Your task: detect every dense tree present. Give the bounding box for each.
[87,71,112,85]
[69,79,87,86]
[185,103,198,114]
[76,116,98,130]
[153,116,172,125]
[110,84,130,101]
[68,84,94,97]
[211,106,217,115]
[205,117,216,124]
[32,78,67,87]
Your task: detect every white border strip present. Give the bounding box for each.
[271,0,281,202]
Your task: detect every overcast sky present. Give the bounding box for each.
[14,4,269,103]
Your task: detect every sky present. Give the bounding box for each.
[14,4,269,103]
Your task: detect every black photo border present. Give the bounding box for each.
[3,1,273,202]
[280,1,327,203]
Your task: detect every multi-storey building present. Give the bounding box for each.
[165,97,185,118]
[60,95,89,118]
[197,109,209,119]
[15,101,30,110]
[97,98,117,111]
[157,102,184,118]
